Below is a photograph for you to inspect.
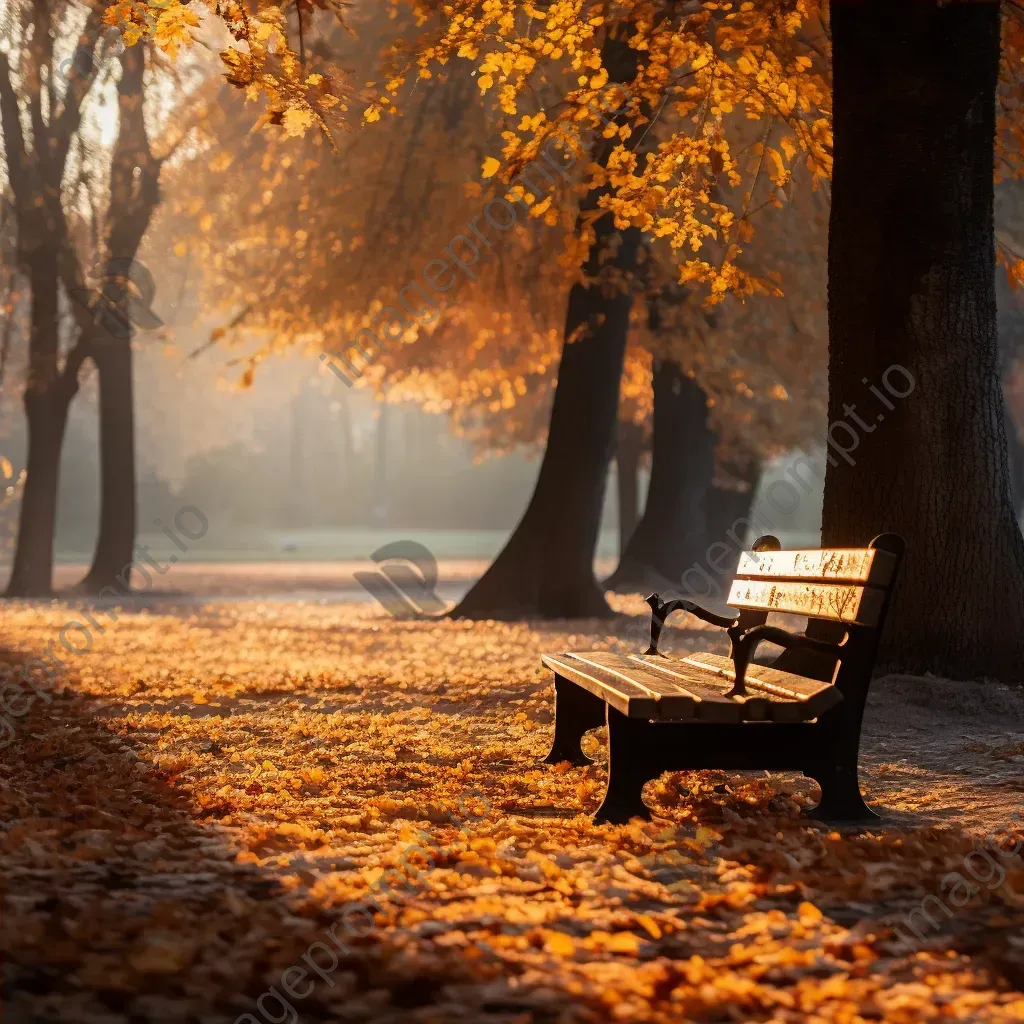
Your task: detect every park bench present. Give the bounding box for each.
[541,533,904,825]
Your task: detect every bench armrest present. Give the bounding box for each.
[644,593,738,656]
[726,624,848,698]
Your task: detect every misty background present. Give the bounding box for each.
[0,334,825,573]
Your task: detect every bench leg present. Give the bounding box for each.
[542,675,607,767]
[806,762,879,823]
[593,705,655,825]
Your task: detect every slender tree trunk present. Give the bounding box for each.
[615,421,643,555]
[79,42,161,591]
[338,393,353,483]
[289,386,306,527]
[605,361,714,592]
[0,9,106,597]
[5,388,73,597]
[825,1,1024,680]
[5,255,79,597]
[373,399,388,526]
[79,337,136,590]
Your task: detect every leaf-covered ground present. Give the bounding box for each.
[1,596,1023,1023]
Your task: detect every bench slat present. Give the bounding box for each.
[735,547,896,586]
[546,652,830,724]
[680,652,843,720]
[726,578,884,625]
[627,655,798,723]
[541,654,661,719]
[564,653,701,720]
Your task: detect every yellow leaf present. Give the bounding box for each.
[481,156,501,179]
[605,932,640,954]
[0,456,11,480]
[262,760,276,772]
[636,914,662,940]
[477,74,493,92]
[282,107,315,138]
[363,105,381,123]
[545,931,574,956]
[695,826,721,848]
[798,901,824,925]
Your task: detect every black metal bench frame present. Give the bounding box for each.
[542,533,905,825]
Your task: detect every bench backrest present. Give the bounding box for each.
[729,532,905,698]
[728,544,899,626]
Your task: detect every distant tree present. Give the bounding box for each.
[0,0,199,596]
[79,42,166,591]
[0,2,111,595]
[608,170,829,596]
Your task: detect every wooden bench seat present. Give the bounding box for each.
[542,652,843,723]
[540,533,905,825]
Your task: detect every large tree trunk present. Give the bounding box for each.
[453,36,642,619]
[824,2,1024,679]
[605,360,714,592]
[452,232,640,618]
[615,421,643,555]
[79,337,136,590]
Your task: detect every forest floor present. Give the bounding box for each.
[1,594,1023,1023]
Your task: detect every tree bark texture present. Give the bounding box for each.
[825,1,1024,679]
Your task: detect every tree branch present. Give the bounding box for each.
[52,4,106,170]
